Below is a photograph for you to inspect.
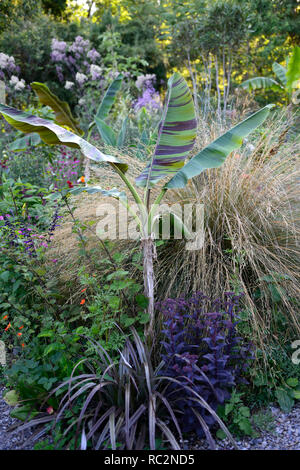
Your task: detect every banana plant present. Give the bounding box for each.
[87,73,126,148]
[0,73,273,337]
[241,46,300,102]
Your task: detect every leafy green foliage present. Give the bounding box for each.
[31,82,83,135]
[217,391,256,439]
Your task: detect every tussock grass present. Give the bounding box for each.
[156,108,300,348]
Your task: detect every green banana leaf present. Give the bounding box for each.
[165,104,274,189]
[272,62,287,87]
[135,72,197,188]
[117,116,128,148]
[70,186,127,202]
[0,104,128,173]
[94,117,117,147]
[95,73,123,120]
[241,76,282,92]
[9,132,41,151]
[31,82,83,136]
[286,46,300,94]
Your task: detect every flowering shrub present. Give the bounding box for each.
[134,74,161,113]
[50,36,102,93]
[0,52,28,104]
[159,292,254,436]
[45,146,82,189]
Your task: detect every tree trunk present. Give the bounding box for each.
[142,235,156,338]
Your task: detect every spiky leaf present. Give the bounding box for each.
[31,82,83,135]
[0,104,128,173]
[135,72,197,188]
[165,105,274,189]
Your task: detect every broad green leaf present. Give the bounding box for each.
[0,104,128,174]
[70,186,127,202]
[31,82,83,136]
[117,116,128,148]
[275,388,294,413]
[286,377,298,388]
[135,72,197,188]
[241,76,282,92]
[9,132,41,151]
[272,62,287,86]
[94,117,117,147]
[165,104,274,189]
[95,73,123,120]
[3,390,19,406]
[10,405,39,422]
[293,390,300,400]
[286,46,300,93]
[238,417,253,436]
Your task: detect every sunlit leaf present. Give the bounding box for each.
[135,72,197,187]
[165,105,274,189]
[31,82,83,135]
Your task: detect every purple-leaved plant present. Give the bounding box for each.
[158,292,254,436]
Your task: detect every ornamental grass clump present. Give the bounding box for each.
[159,291,254,436]
[157,108,300,348]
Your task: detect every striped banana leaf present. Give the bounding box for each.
[241,76,282,92]
[286,46,300,94]
[135,72,197,188]
[272,62,287,87]
[0,104,128,173]
[31,82,83,136]
[165,104,274,189]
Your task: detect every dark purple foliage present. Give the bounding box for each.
[158,292,254,436]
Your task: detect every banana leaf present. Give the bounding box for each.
[95,73,123,121]
[272,62,287,87]
[70,186,127,202]
[31,82,83,136]
[9,132,41,151]
[94,117,117,147]
[165,104,274,189]
[286,46,300,94]
[241,77,282,92]
[135,72,197,188]
[117,116,128,148]
[0,104,128,173]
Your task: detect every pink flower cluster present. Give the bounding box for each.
[45,147,82,189]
